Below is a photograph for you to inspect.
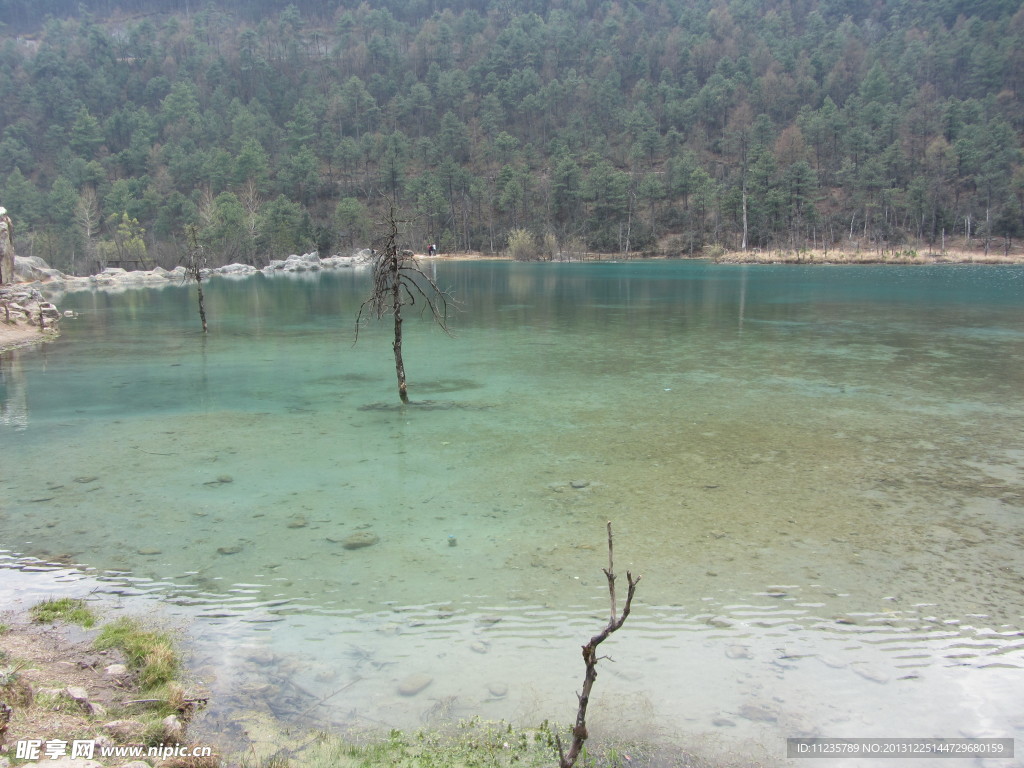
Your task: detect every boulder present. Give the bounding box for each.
[14,255,64,283]
[215,263,259,278]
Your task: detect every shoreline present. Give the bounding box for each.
[0,593,732,768]
[0,322,58,353]
[422,247,1024,265]
[4,246,1020,353]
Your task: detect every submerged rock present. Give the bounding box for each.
[397,673,433,696]
[340,531,379,549]
[739,703,778,723]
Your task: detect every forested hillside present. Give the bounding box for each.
[1,0,1022,270]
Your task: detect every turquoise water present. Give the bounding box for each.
[3,261,1023,764]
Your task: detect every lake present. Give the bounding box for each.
[2,260,1023,765]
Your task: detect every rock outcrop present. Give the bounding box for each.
[0,285,62,334]
[11,250,372,295]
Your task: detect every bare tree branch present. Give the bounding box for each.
[557,521,641,768]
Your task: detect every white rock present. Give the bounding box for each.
[65,686,89,702]
[102,719,147,741]
[162,714,185,741]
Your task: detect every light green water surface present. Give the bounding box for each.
[2,261,1023,764]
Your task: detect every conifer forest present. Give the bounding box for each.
[0,0,1022,270]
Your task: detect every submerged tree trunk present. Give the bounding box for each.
[196,278,208,334]
[390,249,408,403]
[185,226,208,334]
[356,197,454,403]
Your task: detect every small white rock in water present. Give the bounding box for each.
[569,479,590,489]
[470,640,490,654]
[137,547,162,556]
[397,673,433,696]
[217,544,243,555]
[487,682,508,698]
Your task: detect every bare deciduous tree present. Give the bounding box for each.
[557,522,641,768]
[355,198,454,403]
[74,188,101,274]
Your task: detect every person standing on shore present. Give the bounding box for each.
[0,206,14,285]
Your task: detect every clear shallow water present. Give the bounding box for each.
[2,262,1023,765]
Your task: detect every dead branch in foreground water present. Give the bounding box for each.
[557,521,642,768]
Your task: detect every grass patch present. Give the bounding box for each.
[93,616,179,691]
[257,719,666,768]
[30,597,97,628]
[297,720,561,768]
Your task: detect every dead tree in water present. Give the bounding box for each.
[557,522,641,768]
[355,198,453,403]
[183,225,208,334]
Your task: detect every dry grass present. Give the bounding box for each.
[711,246,1024,265]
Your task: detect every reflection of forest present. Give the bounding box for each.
[0,350,29,430]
